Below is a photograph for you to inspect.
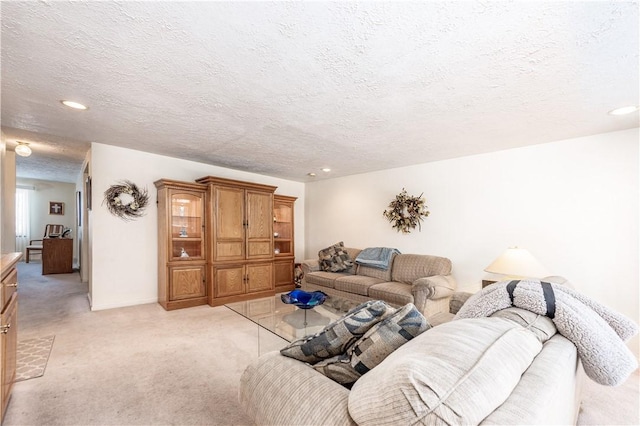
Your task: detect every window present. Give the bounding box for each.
[16,188,31,255]
[15,188,30,238]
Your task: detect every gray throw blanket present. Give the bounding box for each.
[355,247,400,270]
[455,280,638,386]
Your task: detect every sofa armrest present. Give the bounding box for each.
[412,275,456,299]
[239,351,355,425]
[411,275,457,317]
[300,258,320,274]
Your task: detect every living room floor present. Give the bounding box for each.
[5,262,255,425]
[5,262,639,425]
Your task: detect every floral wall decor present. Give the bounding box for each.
[103,180,149,221]
[383,188,430,234]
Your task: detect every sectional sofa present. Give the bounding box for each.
[240,305,584,425]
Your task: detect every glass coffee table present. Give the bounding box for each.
[226,293,354,356]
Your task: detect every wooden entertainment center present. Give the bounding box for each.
[155,176,296,311]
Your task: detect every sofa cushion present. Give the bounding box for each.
[313,304,430,387]
[305,271,350,289]
[348,317,542,425]
[280,300,395,364]
[358,263,393,281]
[318,242,354,273]
[335,275,384,297]
[391,254,452,284]
[491,307,557,343]
[368,281,413,306]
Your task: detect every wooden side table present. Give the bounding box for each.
[42,238,73,274]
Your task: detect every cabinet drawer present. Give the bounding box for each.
[1,268,17,312]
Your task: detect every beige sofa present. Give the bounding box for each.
[239,305,584,425]
[301,247,456,318]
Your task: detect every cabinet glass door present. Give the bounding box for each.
[273,200,293,256]
[170,192,203,260]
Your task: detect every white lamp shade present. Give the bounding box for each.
[14,143,32,157]
[484,247,549,279]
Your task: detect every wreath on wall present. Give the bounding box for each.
[382,188,430,234]
[103,180,149,221]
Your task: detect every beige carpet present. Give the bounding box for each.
[5,262,255,425]
[15,335,55,382]
[4,261,639,425]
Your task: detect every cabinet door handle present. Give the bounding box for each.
[0,324,10,334]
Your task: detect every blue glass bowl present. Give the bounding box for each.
[281,290,327,309]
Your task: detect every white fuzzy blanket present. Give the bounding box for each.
[455,280,638,386]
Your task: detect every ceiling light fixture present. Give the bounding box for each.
[14,142,32,157]
[608,105,639,116]
[307,173,316,177]
[321,168,331,172]
[61,100,88,110]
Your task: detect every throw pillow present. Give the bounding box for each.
[313,303,430,387]
[313,354,360,388]
[350,303,430,375]
[280,300,394,364]
[318,241,354,272]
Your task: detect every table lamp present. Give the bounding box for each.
[484,246,549,280]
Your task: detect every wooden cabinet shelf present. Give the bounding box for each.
[273,195,297,292]
[155,179,208,310]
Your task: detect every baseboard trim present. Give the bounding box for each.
[90,297,158,311]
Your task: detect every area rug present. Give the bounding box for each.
[15,335,55,382]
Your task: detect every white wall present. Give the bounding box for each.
[1,150,16,253]
[18,179,77,236]
[306,128,639,356]
[17,178,78,262]
[89,143,305,310]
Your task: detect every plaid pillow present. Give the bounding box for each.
[280,300,394,364]
[350,303,430,374]
[313,303,430,387]
[318,241,354,272]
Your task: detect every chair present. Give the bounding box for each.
[25,224,64,263]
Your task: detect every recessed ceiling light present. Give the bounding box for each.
[307,173,316,177]
[608,105,638,116]
[61,100,88,110]
[321,168,331,172]
[14,141,32,157]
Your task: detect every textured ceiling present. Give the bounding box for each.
[2,1,638,183]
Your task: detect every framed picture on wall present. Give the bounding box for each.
[49,201,64,215]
